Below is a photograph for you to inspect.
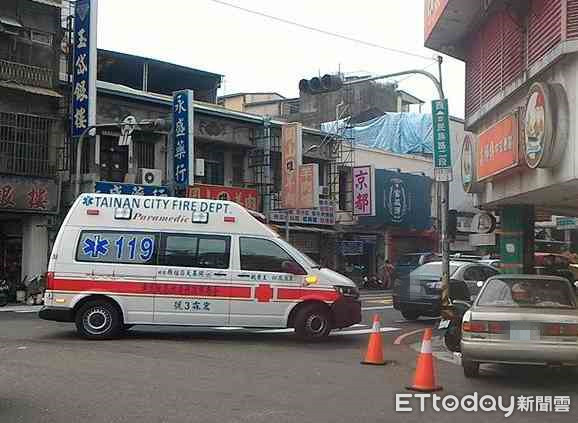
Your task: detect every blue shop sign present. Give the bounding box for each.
[358,169,432,230]
[95,181,169,197]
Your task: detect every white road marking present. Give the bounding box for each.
[362,306,394,310]
[360,296,392,301]
[256,323,368,334]
[332,327,400,336]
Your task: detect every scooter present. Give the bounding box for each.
[362,274,386,290]
[0,279,10,307]
[438,279,477,353]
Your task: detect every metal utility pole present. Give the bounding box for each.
[340,62,452,315]
[436,55,452,318]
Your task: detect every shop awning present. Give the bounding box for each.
[0,81,62,98]
[272,225,337,234]
[0,16,23,29]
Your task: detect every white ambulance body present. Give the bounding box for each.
[40,194,361,339]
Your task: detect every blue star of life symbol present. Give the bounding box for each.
[82,196,94,206]
[83,235,109,258]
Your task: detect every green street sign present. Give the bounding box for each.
[432,99,453,182]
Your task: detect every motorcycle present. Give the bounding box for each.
[362,274,386,290]
[438,279,477,353]
[0,279,10,307]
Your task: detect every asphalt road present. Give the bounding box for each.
[1,292,576,423]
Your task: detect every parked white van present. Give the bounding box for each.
[39,194,361,340]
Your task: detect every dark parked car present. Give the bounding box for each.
[393,260,499,320]
[393,252,439,280]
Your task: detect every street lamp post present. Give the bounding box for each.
[340,63,452,314]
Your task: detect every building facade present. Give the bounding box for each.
[0,0,64,286]
[426,0,578,271]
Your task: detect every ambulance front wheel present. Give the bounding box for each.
[294,304,331,340]
[75,300,123,340]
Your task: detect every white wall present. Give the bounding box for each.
[21,215,48,284]
[355,146,432,175]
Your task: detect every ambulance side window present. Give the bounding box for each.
[160,234,230,269]
[76,231,158,264]
[239,237,304,274]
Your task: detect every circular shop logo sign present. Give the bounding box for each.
[386,178,408,224]
[471,212,496,234]
[524,82,553,169]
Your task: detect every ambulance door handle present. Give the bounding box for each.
[214,273,227,277]
[237,274,251,278]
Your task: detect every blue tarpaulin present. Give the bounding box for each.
[321,113,433,154]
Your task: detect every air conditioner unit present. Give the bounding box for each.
[195,158,205,177]
[320,186,330,196]
[139,168,163,186]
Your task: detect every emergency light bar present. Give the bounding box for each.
[114,208,132,220]
[192,211,209,224]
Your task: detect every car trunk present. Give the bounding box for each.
[468,306,578,343]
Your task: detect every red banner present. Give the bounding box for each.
[186,184,259,211]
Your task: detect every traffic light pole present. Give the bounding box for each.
[342,62,452,315]
[437,56,452,319]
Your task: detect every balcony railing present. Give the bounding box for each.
[0,59,54,89]
[0,112,57,177]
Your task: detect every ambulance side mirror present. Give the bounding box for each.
[281,261,306,276]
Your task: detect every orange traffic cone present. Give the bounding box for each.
[406,328,442,392]
[361,314,386,365]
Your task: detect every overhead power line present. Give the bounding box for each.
[205,0,434,61]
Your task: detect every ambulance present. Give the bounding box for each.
[39,193,361,340]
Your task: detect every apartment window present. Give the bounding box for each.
[197,147,224,185]
[134,141,155,169]
[100,136,128,182]
[0,112,54,177]
[232,152,245,187]
[30,30,53,47]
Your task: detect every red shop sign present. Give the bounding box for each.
[186,184,260,211]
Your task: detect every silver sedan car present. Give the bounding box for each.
[461,274,578,377]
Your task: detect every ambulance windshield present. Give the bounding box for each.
[277,238,321,269]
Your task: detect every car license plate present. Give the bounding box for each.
[438,319,450,329]
[510,329,532,341]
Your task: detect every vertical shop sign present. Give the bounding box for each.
[172,89,194,188]
[71,0,97,137]
[281,123,303,209]
[352,165,375,216]
[297,163,320,209]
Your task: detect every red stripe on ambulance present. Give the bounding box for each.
[50,278,339,303]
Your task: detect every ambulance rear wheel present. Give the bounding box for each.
[294,304,331,340]
[75,300,122,340]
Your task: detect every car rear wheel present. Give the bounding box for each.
[462,358,480,378]
[401,310,420,321]
[75,300,122,340]
[294,304,331,340]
